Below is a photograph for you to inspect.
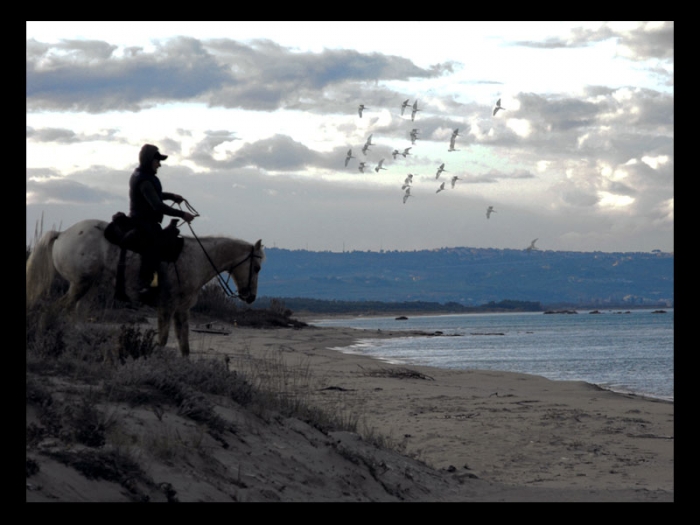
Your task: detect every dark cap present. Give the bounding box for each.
[139,144,168,166]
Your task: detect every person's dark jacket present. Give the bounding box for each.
[128,145,186,224]
[129,167,186,224]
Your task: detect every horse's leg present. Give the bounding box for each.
[58,280,93,311]
[156,306,173,349]
[173,308,190,358]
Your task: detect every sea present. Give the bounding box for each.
[309,308,674,402]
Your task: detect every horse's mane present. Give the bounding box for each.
[183,234,266,262]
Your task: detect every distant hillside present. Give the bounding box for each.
[259,246,673,307]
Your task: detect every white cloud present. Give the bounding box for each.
[641,155,670,170]
[597,191,635,209]
[506,118,532,138]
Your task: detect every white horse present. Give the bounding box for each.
[26,219,265,357]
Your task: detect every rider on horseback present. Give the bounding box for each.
[129,144,195,301]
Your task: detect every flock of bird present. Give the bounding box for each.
[349,97,538,251]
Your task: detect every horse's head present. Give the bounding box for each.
[228,239,264,304]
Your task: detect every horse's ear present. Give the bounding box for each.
[255,239,262,250]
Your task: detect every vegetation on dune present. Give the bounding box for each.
[25,265,424,500]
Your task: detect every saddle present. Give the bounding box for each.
[105,212,185,302]
[105,212,184,262]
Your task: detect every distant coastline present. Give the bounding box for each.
[256,296,673,319]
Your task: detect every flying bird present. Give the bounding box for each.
[401,99,411,116]
[401,147,412,157]
[493,98,505,116]
[436,182,446,193]
[375,159,387,172]
[358,162,366,173]
[358,104,367,118]
[411,100,421,121]
[450,176,460,189]
[526,238,538,251]
[435,163,446,179]
[452,128,460,138]
[486,206,496,219]
[403,187,411,204]
[409,130,419,145]
[344,149,354,167]
[392,149,400,160]
[449,134,457,150]
[362,134,373,155]
[402,173,414,188]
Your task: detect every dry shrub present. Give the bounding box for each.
[191,284,306,328]
[191,282,241,318]
[116,324,158,364]
[108,349,253,434]
[26,302,67,359]
[44,448,152,501]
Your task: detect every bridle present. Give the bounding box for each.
[176,200,262,301]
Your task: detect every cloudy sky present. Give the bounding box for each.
[26,21,673,253]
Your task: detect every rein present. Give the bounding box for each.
[176,200,260,300]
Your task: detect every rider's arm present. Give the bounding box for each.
[161,192,183,203]
[140,181,187,219]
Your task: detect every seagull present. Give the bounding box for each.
[411,100,420,121]
[401,147,412,157]
[403,173,414,186]
[403,187,411,204]
[450,176,460,189]
[358,162,366,173]
[344,149,354,167]
[362,134,373,155]
[486,206,496,219]
[448,136,459,152]
[436,181,446,193]
[452,128,460,138]
[392,149,400,160]
[435,163,446,179]
[401,99,411,116]
[375,159,387,173]
[526,238,538,251]
[493,98,505,116]
[358,104,367,118]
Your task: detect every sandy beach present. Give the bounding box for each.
[27,317,674,502]
[189,320,674,501]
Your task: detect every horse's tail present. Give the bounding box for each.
[26,230,61,307]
